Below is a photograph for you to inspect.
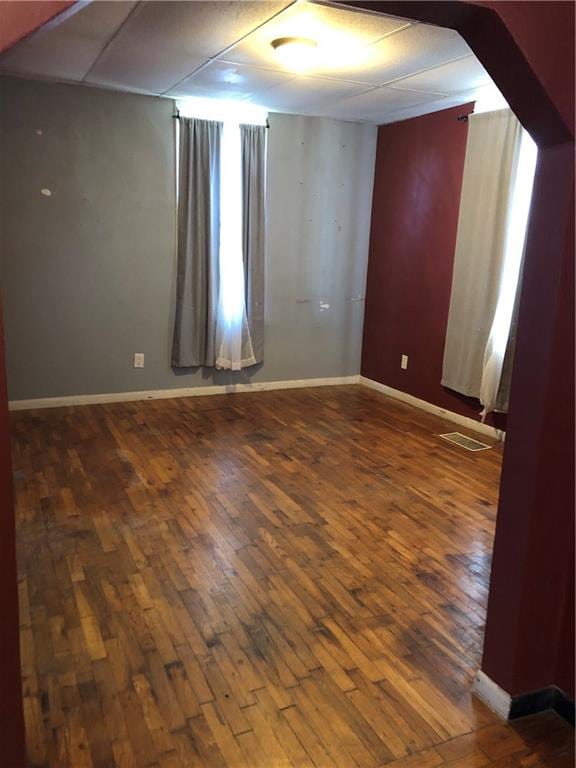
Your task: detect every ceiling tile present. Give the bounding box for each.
[86,1,291,93]
[350,21,472,86]
[0,2,136,82]
[168,61,295,100]
[392,54,491,94]
[324,85,446,122]
[252,75,371,114]
[223,2,411,75]
[86,45,208,95]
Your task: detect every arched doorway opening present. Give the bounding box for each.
[344,0,574,716]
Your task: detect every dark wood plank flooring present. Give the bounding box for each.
[11,385,574,767]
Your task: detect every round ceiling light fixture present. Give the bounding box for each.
[270,36,318,73]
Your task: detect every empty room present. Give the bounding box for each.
[0,1,574,767]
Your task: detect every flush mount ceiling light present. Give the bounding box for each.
[271,36,318,73]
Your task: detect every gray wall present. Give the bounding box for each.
[0,76,376,400]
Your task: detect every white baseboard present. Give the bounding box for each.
[473,670,512,720]
[8,376,507,441]
[8,375,361,411]
[359,376,505,441]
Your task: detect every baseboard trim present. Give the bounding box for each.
[8,375,361,411]
[473,671,512,719]
[473,671,575,725]
[359,376,505,440]
[7,376,508,441]
[509,686,575,726]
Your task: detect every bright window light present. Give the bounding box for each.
[489,128,538,359]
[218,120,245,327]
[176,98,267,126]
[474,83,508,114]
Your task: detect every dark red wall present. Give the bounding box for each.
[483,159,575,699]
[360,103,505,427]
[0,304,24,768]
[474,0,575,702]
[549,200,574,699]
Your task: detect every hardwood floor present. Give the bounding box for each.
[11,385,574,768]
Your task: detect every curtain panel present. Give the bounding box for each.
[441,109,522,408]
[241,124,266,364]
[172,118,222,368]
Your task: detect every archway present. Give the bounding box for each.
[344,0,575,714]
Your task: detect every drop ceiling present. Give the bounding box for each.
[0,0,498,124]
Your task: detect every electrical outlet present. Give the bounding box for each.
[401,354,408,370]
[133,353,145,369]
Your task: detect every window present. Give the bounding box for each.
[172,99,267,370]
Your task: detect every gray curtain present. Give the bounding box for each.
[172,118,222,368]
[442,109,522,399]
[241,124,266,364]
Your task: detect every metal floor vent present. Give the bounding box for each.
[439,432,492,452]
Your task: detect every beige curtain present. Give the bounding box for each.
[442,109,522,402]
[479,126,537,416]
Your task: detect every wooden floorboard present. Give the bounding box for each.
[11,385,574,767]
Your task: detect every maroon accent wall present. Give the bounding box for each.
[360,103,508,428]
[350,0,575,703]
[0,304,24,768]
[483,159,575,698]
[470,0,575,703]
